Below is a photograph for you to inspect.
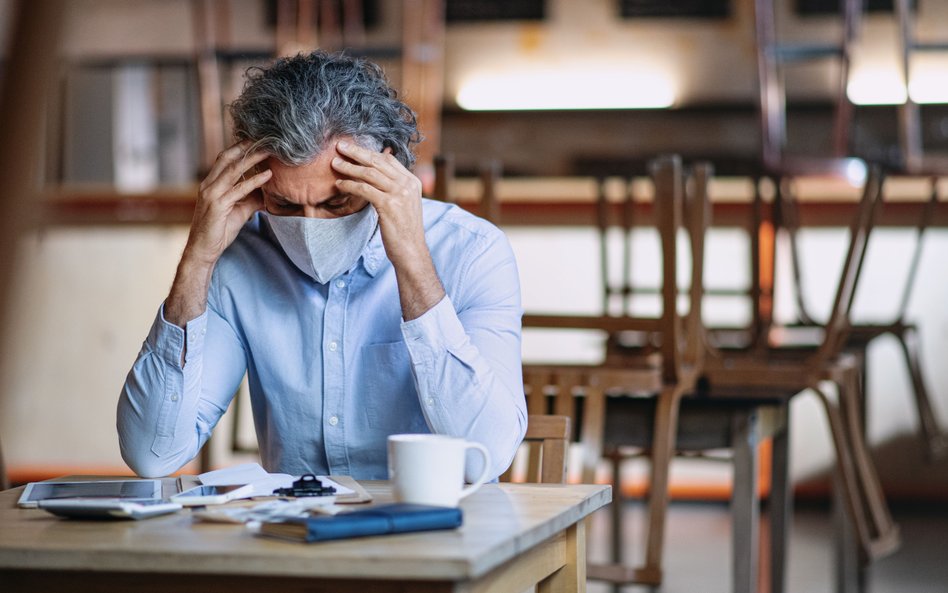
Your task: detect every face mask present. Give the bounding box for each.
[266,205,379,284]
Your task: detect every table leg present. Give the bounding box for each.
[732,410,760,593]
[769,404,791,593]
[539,520,587,593]
[833,472,866,593]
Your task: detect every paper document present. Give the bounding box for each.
[193,498,346,525]
[197,462,354,498]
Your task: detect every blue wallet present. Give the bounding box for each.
[258,503,463,542]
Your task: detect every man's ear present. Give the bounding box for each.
[382,146,393,155]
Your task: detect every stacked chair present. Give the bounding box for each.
[750,2,905,585]
[765,175,947,463]
[522,155,711,588]
[519,156,901,593]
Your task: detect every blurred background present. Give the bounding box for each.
[0,0,946,506]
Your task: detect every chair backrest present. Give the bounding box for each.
[500,414,571,484]
[683,162,712,370]
[812,164,885,364]
[652,156,685,383]
[521,366,662,484]
[895,0,948,173]
[894,177,939,320]
[597,155,709,382]
[754,0,864,168]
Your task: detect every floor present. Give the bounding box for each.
[584,499,948,593]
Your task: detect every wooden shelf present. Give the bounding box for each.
[39,182,948,228]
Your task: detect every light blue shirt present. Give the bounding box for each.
[118,199,526,481]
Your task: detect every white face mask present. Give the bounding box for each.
[265,205,379,284]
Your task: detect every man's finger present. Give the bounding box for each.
[204,141,253,186]
[335,141,401,178]
[335,178,388,206]
[220,149,271,188]
[223,168,272,205]
[233,190,265,222]
[206,150,271,198]
[331,157,394,190]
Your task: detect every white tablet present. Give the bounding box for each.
[38,498,182,520]
[17,479,163,508]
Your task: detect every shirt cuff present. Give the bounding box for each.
[400,295,467,363]
[147,304,209,368]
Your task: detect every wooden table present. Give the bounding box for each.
[0,479,611,593]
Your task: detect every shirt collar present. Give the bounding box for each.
[360,225,386,277]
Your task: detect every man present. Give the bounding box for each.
[117,51,526,481]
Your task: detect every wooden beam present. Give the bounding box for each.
[0,0,66,489]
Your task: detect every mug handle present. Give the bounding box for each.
[458,441,492,501]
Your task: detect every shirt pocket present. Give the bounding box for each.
[361,341,427,432]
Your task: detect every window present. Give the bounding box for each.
[795,0,908,15]
[446,0,545,22]
[619,0,730,18]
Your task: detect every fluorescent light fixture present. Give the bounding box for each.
[847,67,907,106]
[456,67,676,111]
[848,62,948,106]
[908,68,948,104]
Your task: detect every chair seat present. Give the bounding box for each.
[601,396,785,452]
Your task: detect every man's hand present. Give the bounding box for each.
[185,141,271,267]
[332,140,445,320]
[165,142,271,330]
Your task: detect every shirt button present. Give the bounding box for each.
[426,397,435,406]
[329,341,338,352]
[335,279,346,289]
[328,415,339,426]
[201,328,206,335]
[171,394,179,402]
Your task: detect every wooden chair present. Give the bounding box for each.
[896,0,948,174]
[773,176,947,461]
[702,165,901,566]
[754,0,864,171]
[522,365,786,593]
[523,160,789,593]
[500,415,571,485]
[522,155,706,586]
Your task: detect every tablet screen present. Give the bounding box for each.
[18,480,162,507]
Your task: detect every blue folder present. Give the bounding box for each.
[259,503,463,542]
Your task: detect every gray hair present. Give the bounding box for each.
[230,51,420,169]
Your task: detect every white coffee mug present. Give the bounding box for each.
[387,434,491,507]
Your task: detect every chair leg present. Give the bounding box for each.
[833,471,865,593]
[769,404,791,593]
[896,325,948,461]
[589,386,686,588]
[637,385,686,585]
[609,451,623,565]
[835,368,901,560]
[813,379,900,564]
[731,410,760,593]
[609,450,624,593]
[587,448,636,590]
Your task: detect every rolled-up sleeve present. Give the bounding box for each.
[401,231,526,482]
[117,300,246,478]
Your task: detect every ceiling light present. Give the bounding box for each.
[456,67,676,111]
